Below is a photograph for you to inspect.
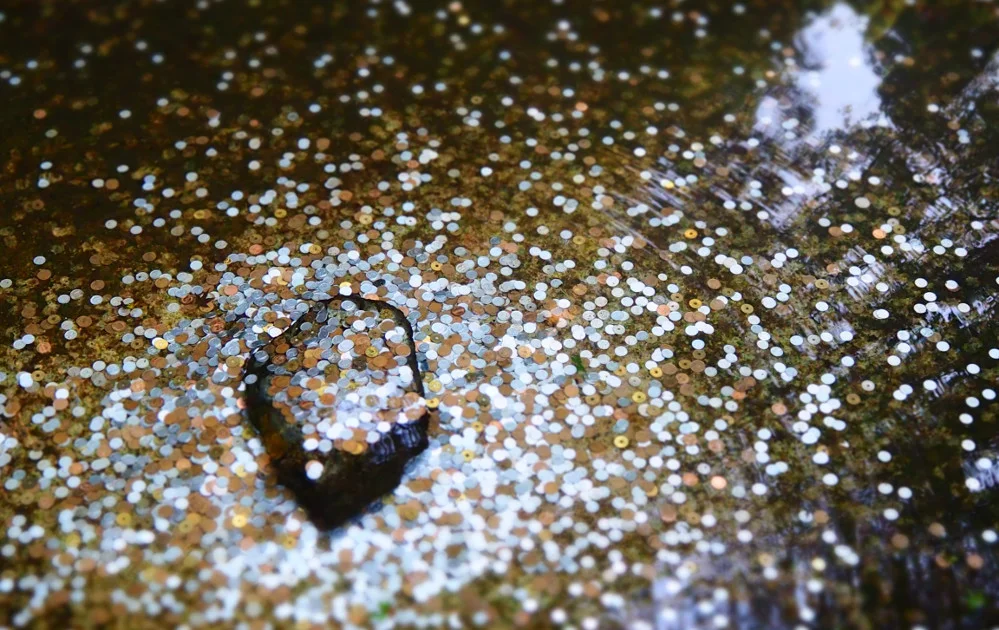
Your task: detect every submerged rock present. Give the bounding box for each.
[244,296,430,530]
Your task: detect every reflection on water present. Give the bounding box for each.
[755,3,890,149]
[796,3,891,134]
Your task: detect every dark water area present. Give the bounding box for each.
[1,1,998,628]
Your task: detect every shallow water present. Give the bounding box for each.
[1,1,998,628]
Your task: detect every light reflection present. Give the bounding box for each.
[758,3,892,138]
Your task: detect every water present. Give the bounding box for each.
[1,1,997,627]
